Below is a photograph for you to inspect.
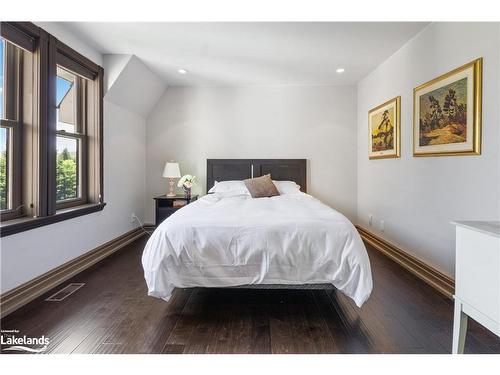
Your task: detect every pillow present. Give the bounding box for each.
[273,180,301,194]
[244,174,280,198]
[208,180,249,195]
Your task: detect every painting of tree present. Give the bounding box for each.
[371,109,394,151]
[414,58,482,156]
[368,96,400,159]
[418,77,467,146]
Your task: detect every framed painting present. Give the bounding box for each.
[368,96,400,159]
[413,58,482,157]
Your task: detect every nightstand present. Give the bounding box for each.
[154,195,198,226]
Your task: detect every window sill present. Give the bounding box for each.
[0,202,106,237]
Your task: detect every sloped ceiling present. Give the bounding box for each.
[104,55,167,118]
[103,54,131,93]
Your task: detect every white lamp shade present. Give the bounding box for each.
[162,162,181,178]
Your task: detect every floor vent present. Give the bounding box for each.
[45,283,85,302]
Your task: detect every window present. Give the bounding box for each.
[0,37,25,221]
[1,41,7,209]
[56,66,86,207]
[0,22,104,237]
[0,126,7,210]
[0,39,3,118]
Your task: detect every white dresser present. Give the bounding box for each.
[451,221,500,354]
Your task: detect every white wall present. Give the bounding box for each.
[0,27,148,293]
[145,85,358,223]
[357,23,500,277]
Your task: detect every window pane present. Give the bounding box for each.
[57,66,76,132]
[56,136,79,201]
[0,39,4,119]
[0,127,8,210]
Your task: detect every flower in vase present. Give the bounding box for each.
[178,174,196,189]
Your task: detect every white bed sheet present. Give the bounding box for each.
[142,192,373,307]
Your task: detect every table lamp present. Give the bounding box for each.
[162,161,181,197]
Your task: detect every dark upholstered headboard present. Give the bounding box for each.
[206,159,307,193]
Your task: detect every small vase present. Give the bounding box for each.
[183,187,191,199]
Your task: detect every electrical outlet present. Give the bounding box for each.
[380,220,385,233]
[369,214,373,226]
[130,213,136,223]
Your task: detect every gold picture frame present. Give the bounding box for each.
[413,58,482,157]
[368,96,401,159]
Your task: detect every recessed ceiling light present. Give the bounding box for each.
[336,68,345,73]
[178,69,188,74]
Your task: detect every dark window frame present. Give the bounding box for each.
[0,22,105,237]
[55,65,88,210]
[1,39,24,221]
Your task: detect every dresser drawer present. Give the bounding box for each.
[455,227,500,323]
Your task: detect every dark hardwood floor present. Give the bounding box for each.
[1,236,499,354]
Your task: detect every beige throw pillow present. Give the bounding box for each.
[244,174,280,198]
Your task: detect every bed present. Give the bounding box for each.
[142,159,372,307]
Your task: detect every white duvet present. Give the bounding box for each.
[142,192,373,307]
